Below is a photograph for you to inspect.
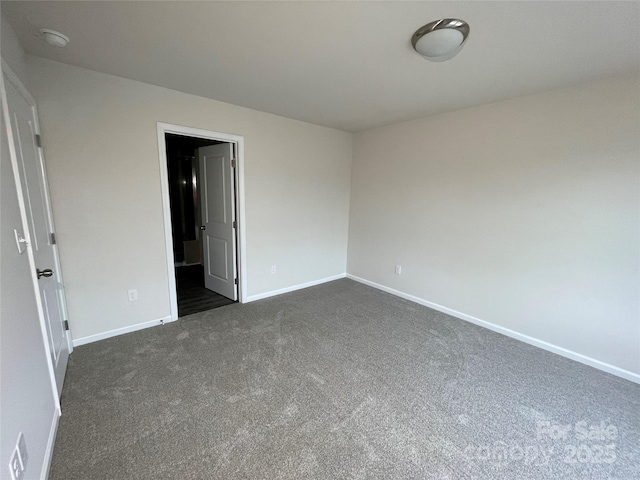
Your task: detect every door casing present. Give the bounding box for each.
[157,123,247,320]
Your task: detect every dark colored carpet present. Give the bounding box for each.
[176,265,235,316]
[49,279,639,479]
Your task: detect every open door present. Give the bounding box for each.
[198,143,237,300]
[2,69,71,397]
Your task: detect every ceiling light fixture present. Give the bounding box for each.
[39,28,70,48]
[411,19,469,62]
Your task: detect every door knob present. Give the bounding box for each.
[200,226,206,230]
[37,268,54,279]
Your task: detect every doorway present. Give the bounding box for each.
[157,123,247,320]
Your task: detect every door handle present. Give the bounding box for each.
[200,226,206,230]
[37,268,54,279]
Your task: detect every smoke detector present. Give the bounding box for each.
[39,29,69,48]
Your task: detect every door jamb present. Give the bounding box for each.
[157,122,247,321]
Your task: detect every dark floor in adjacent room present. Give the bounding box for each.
[49,279,640,479]
[176,264,235,317]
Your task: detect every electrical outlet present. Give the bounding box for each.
[270,265,277,274]
[9,447,23,480]
[395,265,402,275]
[127,289,138,302]
[17,433,27,470]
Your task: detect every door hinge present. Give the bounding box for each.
[35,134,42,148]
[234,278,238,285]
[50,232,57,245]
[63,320,70,331]
[232,220,237,229]
[231,159,237,169]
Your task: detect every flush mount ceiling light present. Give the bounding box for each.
[411,19,469,62]
[39,28,70,48]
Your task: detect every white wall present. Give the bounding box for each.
[27,57,352,342]
[348,74,640,377]
[1,25,58,477]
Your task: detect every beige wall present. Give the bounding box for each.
[348,74,640,376]
[27,57,352,341]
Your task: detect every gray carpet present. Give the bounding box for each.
[50,279,639,479]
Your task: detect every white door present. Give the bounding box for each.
[198,143,237,300]
[3,72,70,396]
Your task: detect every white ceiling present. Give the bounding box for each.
[3,1,639,132]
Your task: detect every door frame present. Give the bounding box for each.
[157,122,247,320]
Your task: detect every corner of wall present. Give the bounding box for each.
[0,14,30,88]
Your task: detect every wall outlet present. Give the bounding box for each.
[127,289,138,302]
[9,446,23,480]
[395,265,402,275]
[270,265,277,274]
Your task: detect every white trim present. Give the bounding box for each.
[156,122,247,322]
[346,274,640,384]
[1,59,37,105]
[245,273,346,303]
[72,316,172,347]
[40,409,60,480]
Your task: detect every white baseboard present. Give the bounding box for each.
[40,409,60,480]
[346,274,640,384]
[72,315,173,347]
[245,273,346,303]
